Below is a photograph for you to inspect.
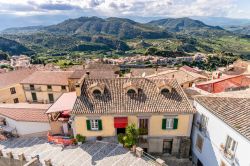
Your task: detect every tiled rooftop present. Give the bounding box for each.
[69,69,118,79]
[195,96,250,140]
[21,71,73,86]
[0,137,154,166]
[147,70,207,85]
[0,69,35,89]
[73,78,194,114]
[0,106,49,122]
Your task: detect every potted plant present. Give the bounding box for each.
[76,134,85,145]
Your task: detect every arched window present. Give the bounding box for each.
[161,88,170,95]
[127,89,137,95]
[92,89,102,96]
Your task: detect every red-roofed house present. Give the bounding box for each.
[0,103,51,136]
[196,75,250,93]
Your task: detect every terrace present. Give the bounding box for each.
[0,137,159,166]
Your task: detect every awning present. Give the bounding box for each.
[114,117,128,128]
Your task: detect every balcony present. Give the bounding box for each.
[220,144,235,162]
[24,87,42,92]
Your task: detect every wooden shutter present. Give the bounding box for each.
[162,119,166,130]
[173,118,178,129]
[98,120,103,130]
[86,120,91,130]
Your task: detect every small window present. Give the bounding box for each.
[225,136,237,153]
[47,85,52,90]
[90,119,99,130]
[48,93,54,103]
[200,114,208,130]
[10,87,16,94]
[127,89,136,95]
[13,98,19,103]
[61,86,66,90]
[30,84,35,90]
[166,118,174,129]
[93,89,102,96]
[196,134,204,152]
[161,88,170,95]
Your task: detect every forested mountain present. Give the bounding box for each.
[0,16,250,58]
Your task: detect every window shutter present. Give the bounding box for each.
[162,119,166,130]
[173,118,178,129]
[86,120,91,130]
[98,120,103,130]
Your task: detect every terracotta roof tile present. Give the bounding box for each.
[147,70,207,85]
[69,70,118,79]
[0,69,35,88]
[195,96,250,140]
[21,71,73,85]
[0,105,49,122]
[72,78,194,115]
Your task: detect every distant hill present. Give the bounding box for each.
[44,17,172,39]
[1,26,44,34]
[1,16,250,56]
[0,37,33,55]
[228,25,250,35]
[147,17,227,36]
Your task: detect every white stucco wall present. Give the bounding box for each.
[192,101,250,166]
[0,115,51,136]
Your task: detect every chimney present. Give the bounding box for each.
[75,83,81,97]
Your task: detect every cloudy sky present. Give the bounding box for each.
[0,0,250,29]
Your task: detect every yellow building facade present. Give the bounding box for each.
[0,84,26,103]
[72,77,195,155]
[74,114,193,138]
[22,84,69,103]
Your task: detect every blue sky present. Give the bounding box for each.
[0,0,250,30]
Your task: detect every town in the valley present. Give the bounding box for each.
[0,53,249,166]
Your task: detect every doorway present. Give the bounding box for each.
[117,128,126,135]
[163,139,173,154]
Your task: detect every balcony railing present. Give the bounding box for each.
[220,144,235,161]
[24,87,42,92]
[139,128,148,135]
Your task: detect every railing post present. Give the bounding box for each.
[18,153,26,165]
[45,159,52,166]
[156,158,166,166]
[135,147,143,158]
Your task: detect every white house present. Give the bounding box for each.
[192,96,250,166]
[0,103,51,136]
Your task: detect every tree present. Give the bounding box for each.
[123,124,139,148]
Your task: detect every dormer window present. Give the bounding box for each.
[88,82,106,98]
[92,89,102,96]
[156,80,172,95]
[127,89,137,95]
[161,88,170,95]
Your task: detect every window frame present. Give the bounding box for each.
[10,87,16,94]
[61,85,66,90]
[47,85,52,90]
[30,84,35,90]
[13,98,19,103]
[90,119,99,131]
[225,135,237,153]
[166,118,174,129]
[195,134,204,153]
[200,114,208,130]
[48,93,54,103]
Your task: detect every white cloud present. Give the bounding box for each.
[0,0,248,18]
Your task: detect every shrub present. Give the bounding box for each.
[76,134,86,143]
[123,124,139,148]
[117,133,125,144]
